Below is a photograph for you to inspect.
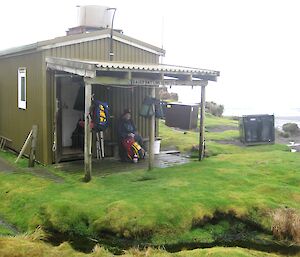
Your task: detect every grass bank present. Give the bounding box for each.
[0,232,287,257]
[0,115,299,256]
[1,150,300,246]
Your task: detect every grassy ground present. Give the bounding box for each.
[0,115,299,256]
[0,224,15,236]
[159,116,288,156]
[2,150,300,238]
[0,150,29,169]
[0,233,287,257]
[159,119,239,153]
[204,113,238,128]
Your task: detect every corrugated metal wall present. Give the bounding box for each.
[0,52,45,162]
[44,38,159,63]
[113,41,159,63]
[93,85,152,142]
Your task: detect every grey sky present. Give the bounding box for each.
[1,0,300,115]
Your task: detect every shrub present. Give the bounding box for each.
[159,86,178,101]
[278,131,290,138]
[271,208,300,243]
[205,101,224,117]
[282,123,300,135]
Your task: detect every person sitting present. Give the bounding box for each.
[118,109,144,161]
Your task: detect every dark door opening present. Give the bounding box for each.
[55,75,85,162]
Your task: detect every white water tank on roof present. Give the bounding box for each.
[78,5,112,28]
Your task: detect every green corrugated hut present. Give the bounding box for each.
[0,25,219,180]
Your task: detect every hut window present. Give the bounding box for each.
[18,68,26,109]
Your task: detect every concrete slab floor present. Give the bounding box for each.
[54,152,190,176]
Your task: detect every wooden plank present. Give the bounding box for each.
[160,150,181,154]
[100,131,105,158]
[164,79,204,86]
[148,87,156,170]
[96,132,101,160]
[199,84,207,161]
[0,138,4,150]
[28,125,38,167]
[86,76,207,87]
[84,82,92,182]
[56,77,63,163]
[0,136,12,142]
[85,76,131,86]
[53,74,58,164]
[45,57,97,72]
[15,130,33,163]
[47,63,95,78]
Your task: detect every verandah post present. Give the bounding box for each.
[199,81,208,161]
[148,86,156,170]
[84,82,92,182]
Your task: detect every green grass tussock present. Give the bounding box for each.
[37,201,92,236]
[0,234,287,257]
[0,237,113,257]
[93,200,153,239]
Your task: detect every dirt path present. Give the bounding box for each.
[0,218,19,235]
[0,157,16,172]
[0,155,64,183]
[25,167,65,183]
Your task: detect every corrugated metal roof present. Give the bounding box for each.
[46,57,220,82]
[95,62,220,76]
[0,29,165,57]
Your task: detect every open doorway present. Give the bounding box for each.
[56,75,85,161]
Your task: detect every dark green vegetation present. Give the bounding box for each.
[282,123,300,136]
[205,101,224,117]
[0,114,300,256]
[159,86,178,101]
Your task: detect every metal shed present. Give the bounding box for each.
[165,102,199,130]
[0,28,220,181]
[239,114,275,145]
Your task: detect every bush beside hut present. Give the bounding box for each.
[205,101,224,117]
[282,123,300,136]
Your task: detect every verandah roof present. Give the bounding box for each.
[46,57,220,86]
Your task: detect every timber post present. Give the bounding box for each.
[28,125,38,167]
[15,129,33,163]
[84,82,92,182]
[199,81,208,161]
[148,86,156,170]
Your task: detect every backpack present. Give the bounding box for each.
[71,119,84,150]
[92,100,110,131]
[122,137,145,162]
[140,97,164,119]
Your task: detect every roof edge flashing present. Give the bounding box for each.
[0,29,165,58]
[0,43,39,57]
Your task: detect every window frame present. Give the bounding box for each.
[18,68,27,110]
